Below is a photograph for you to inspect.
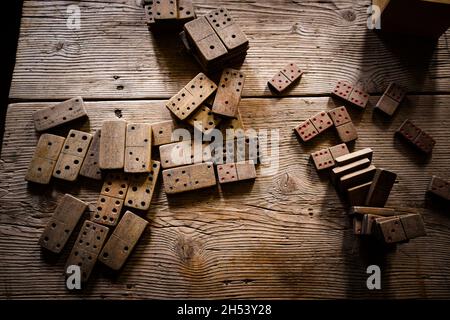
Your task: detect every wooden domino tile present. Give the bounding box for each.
[347,182,372,206]
[25,134,65,184]
[329,143,349,160]
[399,214,426,239]
[187,105,222,135]
[311,148,335,171]
[294,119,318,142]
[53,130,93,182]
[365,169,397,207]
[65,220,109,282]
[268,63,303,93]
[33,97,87,132]
[236,160,256,181]
[331,158,371,185]
[124,123,152,173]
[166,73,217,120]
[328,106,352,127]
[221,136,261,164]
[212,68,245,118]
[335,121,358,143]
[376,83,406,116]
[177,0,196,21]
[160,141,212,169]
[310,111,333,134]
[396,119,421,141]
[334,148,373,166]
[91,173,129,227]
[339,165,376,192]
[375,217,408,244]
[152,120,175,146]
[39,194,88,254]
[353,216,363,235]
[152,0,177,21]
[99,120,127,169]
[144,4,155,25]
[217,163,238,184]
[413,131,436,154]
[79,130,102,180]
[99,211,148,270]
[205,8,248,51]
[163,162,216,194]
[349,206,396,217]
[125,160,161,211]
[331,81,369,109]
[427,175,450,200]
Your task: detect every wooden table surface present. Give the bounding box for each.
[1,0,449,299]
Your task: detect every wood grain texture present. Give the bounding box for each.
[1,96,450,299]
[9,0,450,101]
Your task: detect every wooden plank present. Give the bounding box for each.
[1,96,450,298]
[9,0,450,100]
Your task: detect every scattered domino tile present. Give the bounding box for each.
[162,162,216,194]
[91,173,129,227]
[413,131,436,154]
[33,97,87,132]
[329,107,352,127]
[311,147,335,171]
[125,160,161,211]
[212,68,245,118]
[400,214,426,239]
[39,194,88,254]
[53,130,93,182]
[160,141,212,169]
[365,169,397,207]
[335,121,358,143]
[151,120,176,146]
[328,143,349,160]
[427,175,450,200]
[79,130,102,180]
[396,119,421,141]
[99,211,148,270]
[310,111,333,134]
[294,119,318,142]
[331,81,369,109]
[236,160,256,181]
[268,62,303,93]
[217,163,238,184]
[375,83,406,116]
[99,120,127,169]
[396,119,435,153]
[65,220,109,282]
[124,123,152,173]
[375,217,408,244]
[166,73,217,120]
[25,134,65,184]
[145,0,195,27]
[187,105,222,135]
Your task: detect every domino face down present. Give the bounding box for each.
[25,134,65,184]
[39,194,88,254]
[33,97,87,132]
[99,120,127,169]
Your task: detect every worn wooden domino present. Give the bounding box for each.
[365,169,397,207]
[184,17,228,64]
[399,214,426,239]
[413,131,436,154]
[347,182,372,206]
[125,160,161,211]
[331,158,371,185]
[328,106,358,142]
[99,120,127,169]
[217,163,238,184]
[375,216,408,244]
[205,7,249,52]
[25,134,65,184]
[331,81,369,109]
[65,220,109,282]
[163,162,216,194]
[79,130,102,180]
[166,73,217,120]
[268,63,303,93]
[375,83,406,116]
[125,123,152,173]
[310,111,334,134]
[294,119,319,142]
[187,105,222,135]
[427,175,450,201]
[53,130,93,181]
[396,119,435,153]
[221,136,261,164]
[361,214,382,235]
[153,0,177,21]
[329,143,349,160]
[177,0,196,21]
[39,194,88,253]
[33,97,87,132]
[212,68,245,118]
[339,165,376,192]
[349,206,396,217]
[311,147,335,171]
[99,211,148,270]
[334,148,373,166]
[396,119,421,142]
[91,173,129,227]
[152,120,176,146]
[329,106,352,127]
